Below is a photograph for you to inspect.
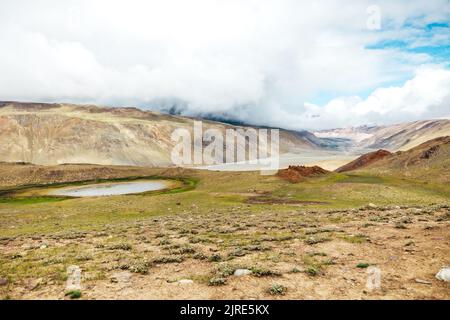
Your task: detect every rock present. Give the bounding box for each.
[0,278,8,286]
[177,279,194,285]
[368,203,377,209]
[26,278,43,290]
[436,267,450,282]
[365,266,381,291]
[110,271,132,286]
[234,269,252,277]
[66,265,82,291]
[415,278,432,285]
[39,244,47,249]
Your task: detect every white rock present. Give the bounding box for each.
[234,269,252,277]
[66,265,82,291]
[110,271,132,285]
[415,278,431,285]
[178,279,194,285]
[366,266,381,291]
[436,267,450,282]
[368,203,377,208]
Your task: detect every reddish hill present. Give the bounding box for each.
[358,136,450,182]
[278,165,329,183]
[335,149,392,173]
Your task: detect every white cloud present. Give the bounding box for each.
[298,65,450,130]
[0,0,449,129]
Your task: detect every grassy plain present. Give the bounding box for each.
[0,165,449,299]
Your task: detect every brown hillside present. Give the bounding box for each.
[278,165,329,183]
[335,149,392,173]
[0,101,326,167]
[350,136,450,182]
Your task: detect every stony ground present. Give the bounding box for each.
[0,165,449,300]
[1,204,449,300]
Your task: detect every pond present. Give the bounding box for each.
[47,180,171,197]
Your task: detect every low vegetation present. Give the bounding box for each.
[0,165,449,299]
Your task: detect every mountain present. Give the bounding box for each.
[335,149,392,173]
[340,136,450,183]
[0,101,327,166]
[314,119,450,151]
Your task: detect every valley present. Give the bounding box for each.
[0,102,448,300]
[0,156,448,299]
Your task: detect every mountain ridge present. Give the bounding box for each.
[1,101,449,169]
[0,101,326,166]
[314,119,450,151]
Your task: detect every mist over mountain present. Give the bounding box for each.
[1,1,449,131]
[0,101,330,167]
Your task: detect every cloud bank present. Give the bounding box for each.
[0,0,449,130]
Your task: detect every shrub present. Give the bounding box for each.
[267,284,287,295]
[251,267,281,277]
[65,290,81,299]
[306,267,319,276]
[209,277,227,286]
[208,254,222,262]
[153,256,184,264]
[356,263,370,268]
[108,243,132,251]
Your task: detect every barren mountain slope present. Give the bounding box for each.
[335,149,392,173]
[0,101,325,166]
[353,136,450,183]
[315,119,450,151]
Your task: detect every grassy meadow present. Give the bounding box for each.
[0,168,449,299]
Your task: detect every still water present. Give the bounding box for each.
[48,180,169,197]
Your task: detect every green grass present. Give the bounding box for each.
[281,173,450,209]
[356,263,370,269]
[340,234,367,244]
[0,197,66,205]
[0,166,449,300]
[65,290,82,299]
[0,170,448,239]
[267,284,287,295]
[337,175,385,184]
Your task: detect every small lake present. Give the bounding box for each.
[47,180,170,197]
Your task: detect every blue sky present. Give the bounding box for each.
[366,22,450,61]
[309,18,450,107]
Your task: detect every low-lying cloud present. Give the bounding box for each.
[0,0,449,130]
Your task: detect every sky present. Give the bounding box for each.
[0,0,449,130]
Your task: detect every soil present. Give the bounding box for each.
[1,205,449,300]
[336,150,392,173]
[277,166,329,183]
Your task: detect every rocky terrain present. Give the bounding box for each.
[0,154,448,300]
[314,119,450,151]
[336,150,392,173]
